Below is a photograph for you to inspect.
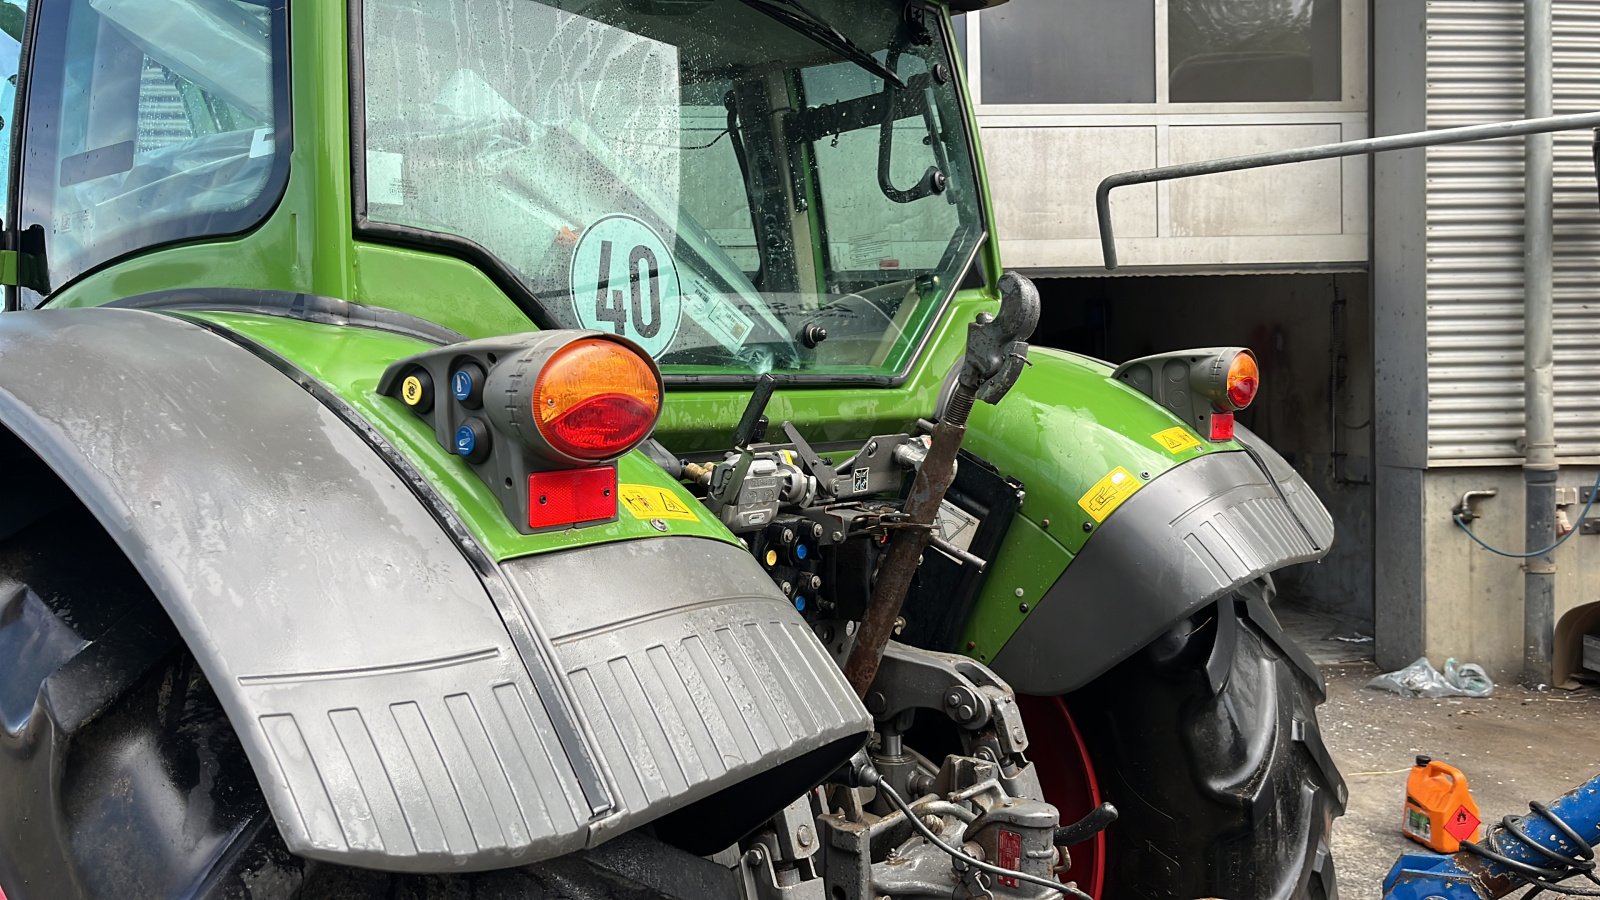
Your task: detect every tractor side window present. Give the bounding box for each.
[678,89,760,281]
[0,1,26,214]
[15,0,288,305]
[803,55,966,291]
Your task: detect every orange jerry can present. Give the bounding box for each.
[1402,755,1483,852]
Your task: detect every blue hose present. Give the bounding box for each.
[1453,470,1600,559]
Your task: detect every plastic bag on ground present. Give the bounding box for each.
[1366,656,1495,698]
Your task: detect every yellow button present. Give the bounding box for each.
[401,374,425,406]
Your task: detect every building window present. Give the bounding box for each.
[971,0,1347,107]
[1169,0,1341,102]
[979,0,1156,104]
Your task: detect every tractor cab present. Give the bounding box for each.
[6,0,991,379]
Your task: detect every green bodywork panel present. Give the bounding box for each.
[183,311,737,561]
[28,0,1229,659]
[953,348,1239,659]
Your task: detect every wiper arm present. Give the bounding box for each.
[736,0,908,90]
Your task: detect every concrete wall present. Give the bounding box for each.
[1371,0,1429,668]
[1418,467,1600,684]
[1032,272,1376,627]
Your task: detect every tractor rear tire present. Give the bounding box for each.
[1067,580,1347,900]
[0,504,721,900]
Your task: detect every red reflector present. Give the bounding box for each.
[1210,412,1235,442]
[998,829,1023,888]
[528,466,616,529]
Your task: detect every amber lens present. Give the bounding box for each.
[532,339,661,460]
[1226,351,1260,410]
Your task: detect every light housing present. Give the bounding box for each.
[485,332,664,468]
[1111,347,1259,443]
[378,330,664,533]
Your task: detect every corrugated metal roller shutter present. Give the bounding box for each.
[1425,1,1526,463]
[1425,1,1600,464]
[1553,1,1600,459]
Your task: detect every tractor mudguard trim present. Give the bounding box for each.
[0,308,606,869]
[175,309,615,820]
[183,310,868,850]
[988,448,1334,695]
[500,537,871,849]
[0,307,868,872]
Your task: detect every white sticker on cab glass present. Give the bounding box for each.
[684,288,754,353]
[570,214,684,358]
[367,150,405,206]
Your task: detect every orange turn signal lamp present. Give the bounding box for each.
[1223,350,1259,411]
[532,338,661,461]
[379,330,663,533]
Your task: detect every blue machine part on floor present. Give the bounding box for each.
[1383,771,1600,899]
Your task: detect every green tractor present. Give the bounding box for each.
[0,0,1342,897]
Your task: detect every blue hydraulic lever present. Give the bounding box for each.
[1384,771,1600,899]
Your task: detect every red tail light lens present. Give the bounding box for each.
[1210,412,1236,442]
[1226,351,1260,410]
[532,338,662,460]
[528,466,617,529]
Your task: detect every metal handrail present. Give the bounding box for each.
[1094,110,1600,270]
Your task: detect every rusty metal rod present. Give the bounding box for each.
[844,384,974,696]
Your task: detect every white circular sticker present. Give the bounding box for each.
[569,214,683,358]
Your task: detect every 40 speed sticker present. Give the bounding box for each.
[570,214,684,358]
[1078,467,1141,523]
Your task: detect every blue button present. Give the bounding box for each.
[454,425,476,457]
[451,370,474,402]
[793,596,806,612]
[795,543,808,560]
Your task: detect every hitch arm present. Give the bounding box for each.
[842,273,1040,696]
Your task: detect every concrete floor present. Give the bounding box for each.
[1280,606,1600,898]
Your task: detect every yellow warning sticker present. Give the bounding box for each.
[1078,467,1141,523]
[618,484,701,522]
[400,374,426,407]
[1152,426,1202,455]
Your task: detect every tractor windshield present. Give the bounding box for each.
[357,0,984,380]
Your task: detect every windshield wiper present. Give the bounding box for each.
[735,0,908,90]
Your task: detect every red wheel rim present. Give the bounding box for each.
[1017,694,1106,898]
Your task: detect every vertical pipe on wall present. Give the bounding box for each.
[1523,0,1558,687]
